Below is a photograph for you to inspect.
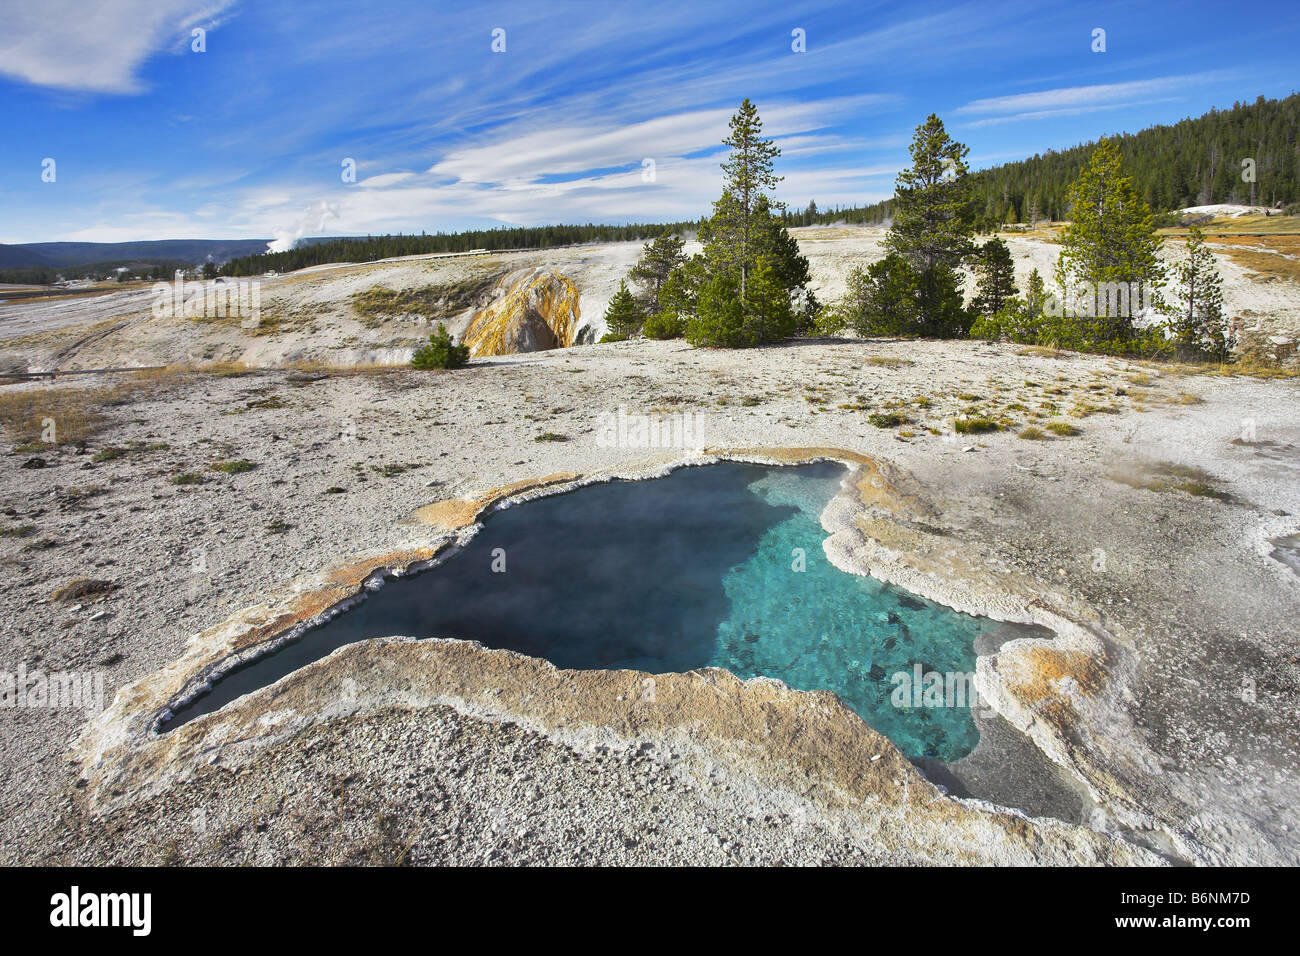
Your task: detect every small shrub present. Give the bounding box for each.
[534,432,568,442]
[411,323,470,370]
[1045,421,1080,436]
[867,412,906,428]
[171,472,204,485]
[642,310,686,340]
[210,459,256,474]
[954,417,1000,434]
[1018,426,1048,440]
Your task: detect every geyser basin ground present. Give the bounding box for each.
[169,461,1025,760]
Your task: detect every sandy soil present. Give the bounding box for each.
[1,335,1297,866]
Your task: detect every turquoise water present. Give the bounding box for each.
[168,462,1007,759]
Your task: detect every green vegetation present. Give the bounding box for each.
[92,441,169,462]
[826,114,975,339]
[969,140,1237,362]
[1044,421,1081,436]
[867,412,906,428]
[1056,139,1166,332]
[884,114,975,337]
[210,459,257,474]
[628,99,816,348]
[629,234,689,317]
[602,280,644,338]
[834,254,921,336]
[642,310,686,339]
[351,276,498,328]
[953,417,999,434]
[971,238,1016,317]
[1112,461,1233,502]
[0,259,188,285]
[781,92,1300,227]
[411,322,470,370]
[1170,226,1228,360]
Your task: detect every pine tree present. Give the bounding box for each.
[411,323,469,369]
[1171,226,1227,359]
[683,99,812,347]
[1057,139,1166,331]
[839,254,921,336]
[1024,267,1047,318]
[887,115,975,271]
[885,115,975,336]
[709,98,782,301]
[602,280,644,338]
[689,272,746,347]
[751,198,817,330]
[629,234,687,314]
[972,238,1016,317]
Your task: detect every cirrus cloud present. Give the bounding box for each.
[0,0,236,94]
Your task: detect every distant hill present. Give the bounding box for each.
[0,245,52,268]
[0,236,352,271]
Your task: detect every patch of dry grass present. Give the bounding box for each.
[1044,421,1080,436]
[351,275,499,329]
[1016,345,1069,359]
[865,356,915,368]
[0,381,153,447]
[1170,358,1300,380]
[953,416,1000,434]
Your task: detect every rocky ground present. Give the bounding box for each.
[1,334,1297,865]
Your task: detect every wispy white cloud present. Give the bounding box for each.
[0,0,237,94]
[426,96,893,186]
[960,97,1183,128]
[955,74,1219,118]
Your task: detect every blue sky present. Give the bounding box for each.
[1,0,1297,245]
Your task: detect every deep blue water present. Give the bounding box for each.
[168,462,1011,759]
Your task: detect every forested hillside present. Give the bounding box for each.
[789,92,1300,227]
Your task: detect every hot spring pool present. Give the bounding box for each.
[167,461,1026,760]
